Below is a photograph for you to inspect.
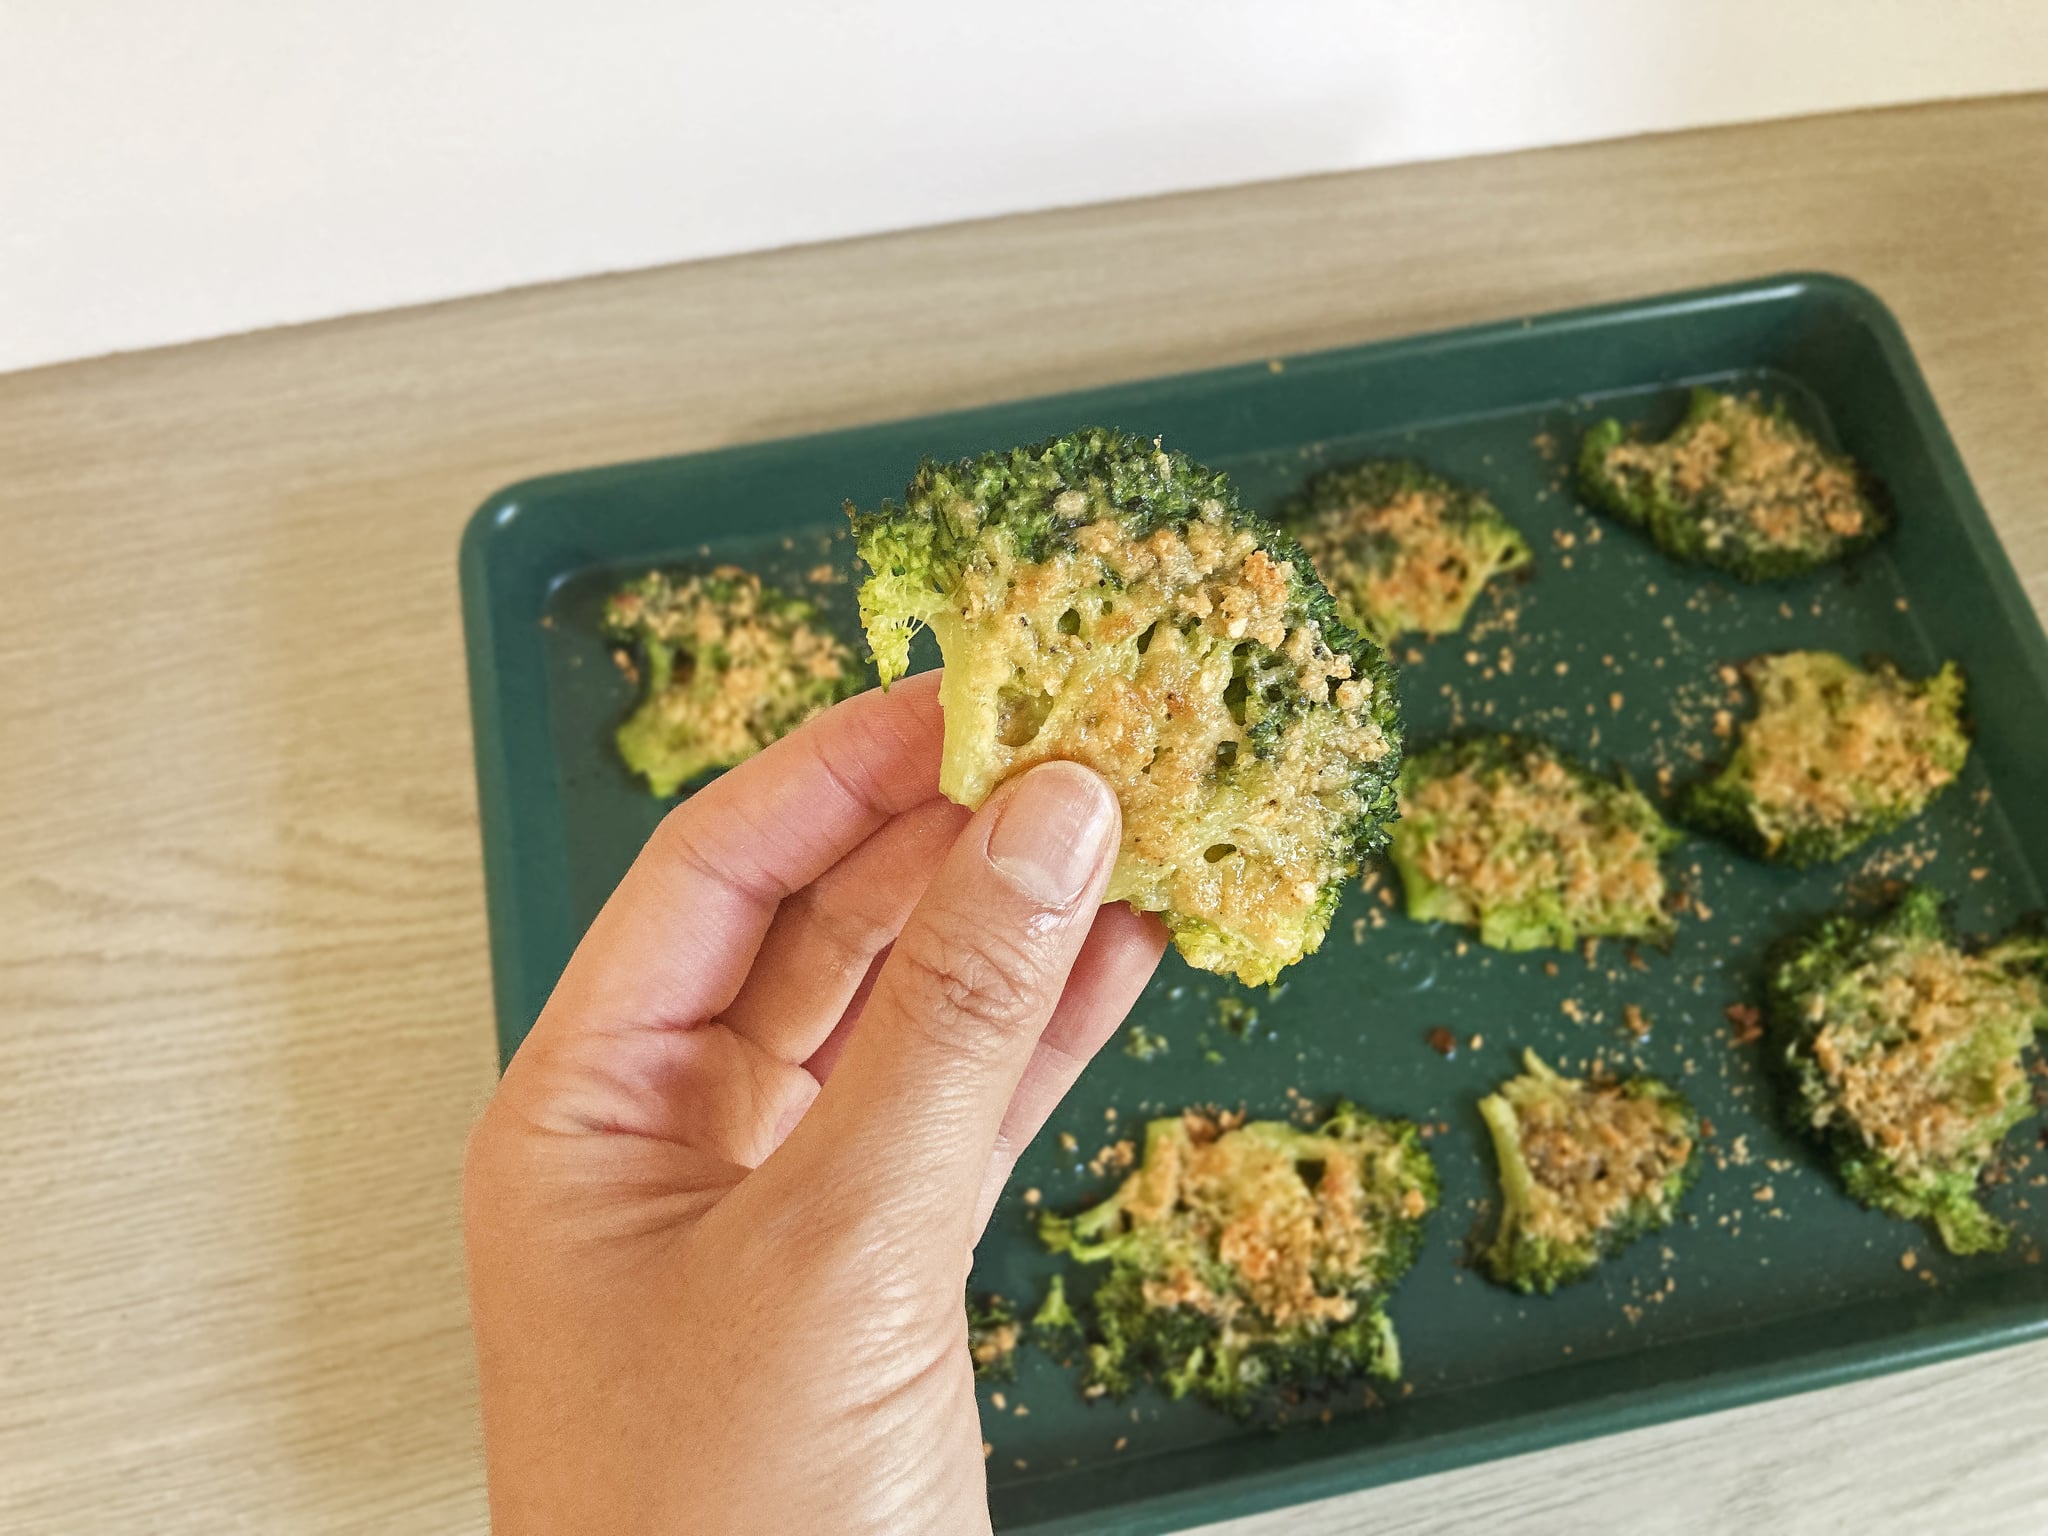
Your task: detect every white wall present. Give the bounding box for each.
[4,0,2045,374]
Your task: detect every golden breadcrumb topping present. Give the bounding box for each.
[969,1323,1019,1370]
[1114,1114,1387,1334]
[1809,940,2040,1177]
[1602,393,1869,554]
[1295,486,1504,639]
[605,566,854,793]
[936,502,1392,972]
[1403,748,1667,929]
[1509,1081,1693,1246]
[1733,652,1961,844]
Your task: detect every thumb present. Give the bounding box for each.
[784,759,1121,1238]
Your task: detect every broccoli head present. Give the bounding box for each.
[601,566,862,796]
[1768,887,2048,1255]
[1036,1103,1437,1416]
[1683,651,1968,867]
[1479,1050,1700,1294]
[1577,389,1887,580]
[967,1290,1020,1382]
[1389,734,1680,952]
[1278,458,1532,644]
[850,428,1402,986]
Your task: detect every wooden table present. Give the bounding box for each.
[5,95,2046,1534]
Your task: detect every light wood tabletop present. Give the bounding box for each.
[4,94,2046,1535]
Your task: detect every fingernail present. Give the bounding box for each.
[986,762,1118,906]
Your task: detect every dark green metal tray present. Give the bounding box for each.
[459,274,2048,1535]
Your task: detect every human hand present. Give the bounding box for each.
[463,672,1166,1534]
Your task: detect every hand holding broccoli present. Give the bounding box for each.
[463,673,1164,1535]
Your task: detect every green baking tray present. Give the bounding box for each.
[458,273,2048,1534]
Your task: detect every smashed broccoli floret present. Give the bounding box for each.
[1278,458,1532,644]
[601,566,862,796]
[1683,651,1968,867]
[1769,887,2048,1255]
[1389,734,1680,952]
[1479,1050,1700,1294]
[1036,1103,1437,1416]
[967,1290,1020,1381]
[850,428,1402,986]
[1578,389,1886,580]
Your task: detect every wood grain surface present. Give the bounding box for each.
[3,95,2045,1535]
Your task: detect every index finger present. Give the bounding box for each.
[536,669,945,1044]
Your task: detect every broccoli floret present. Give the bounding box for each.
[1577,389,1887,580]
[1769,887,2048,1255]
[1683,652,1968,867]
[601,566,863,796]
[1036,1103,1437,1417]
[1278,458,1532,644]
[967,1290,1020,1382]
[1479,1050,1700,1294]
[1389,734,1680,952]
[1032,1274,1083,1348]
[849,428,1402,986]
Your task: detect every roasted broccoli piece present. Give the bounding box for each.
[1479,1050,1700,1294]
[967,1290,1020,1382]
[1577,389,1886,580]
[1683,651,1968,867]
[850,428,1402,986]
[1769,887,2048,1255]
[1389,734,1680,952]
[601,566,862,796]
[1037,1104,1437,1416]
[1277,458,1532,644]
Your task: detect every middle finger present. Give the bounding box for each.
[715,797,970,1062]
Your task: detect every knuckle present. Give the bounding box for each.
[646,797,780,905]
[794,884,900,978]
[803,725,892,820]
[886,915,1046,1056]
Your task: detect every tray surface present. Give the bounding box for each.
[459,275,2048,1534]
